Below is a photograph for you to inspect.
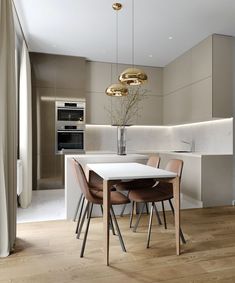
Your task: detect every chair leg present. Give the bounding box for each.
[73,193,83,221]
[77,201,89,239]
[147,202,154,248]
[100,205,116,235]
[169,199,186,244]
[75,196,85,234]
[109,212,116,235]
[153,203,162,225]
[110,206,126,252]
[120,204,127,217]
[80,203,93,257]
[161,201,167,229]
[133,202,145,232]
[129,201,135,228]
[145,203,149,214]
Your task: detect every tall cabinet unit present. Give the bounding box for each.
[163,34,233,125]
[30,53,86,190]
[85,62,163,125]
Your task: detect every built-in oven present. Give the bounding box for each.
[56,126,85,154]
[56,100,85,124]
[55,100,86,154]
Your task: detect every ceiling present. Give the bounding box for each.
[14,0,235,67]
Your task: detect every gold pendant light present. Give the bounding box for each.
[119,67,147,86]
[105,3,128,97]
[119,0,147,86]
[105,83,128,97]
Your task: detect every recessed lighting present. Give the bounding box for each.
[148,54,153,58]
[53,44,57,47]
[168,36,173,40]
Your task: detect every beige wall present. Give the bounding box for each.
[85,61,163,125]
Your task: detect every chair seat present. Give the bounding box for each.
[115,179,156,191]
[90,189,130,205]
[129,185,173,203]
[155,181,173,196]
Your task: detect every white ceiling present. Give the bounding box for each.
[14,0,235,67]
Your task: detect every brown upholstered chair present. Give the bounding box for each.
[115,154,161,227]
[72,159,130,257]
[73,170,103,221]
[128,159,186,248]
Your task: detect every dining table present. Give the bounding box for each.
[86,162,180,266]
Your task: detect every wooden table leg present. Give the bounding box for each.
[172,176,180,255]
[103,180,111,266]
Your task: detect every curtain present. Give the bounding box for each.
[19,41,32,208]
[0,0,17,257]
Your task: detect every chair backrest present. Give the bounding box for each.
[165,159,183,179]
[72,158,96,203]
[147,154,160,168]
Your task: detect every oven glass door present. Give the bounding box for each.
[57,130,84,152]
[57,108,84,122]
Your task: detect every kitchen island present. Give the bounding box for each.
[65,152,233,220]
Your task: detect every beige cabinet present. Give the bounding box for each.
[158,152,233,207]
[85,61,163,125]
[163,34,233,125]
[137,95,163,125]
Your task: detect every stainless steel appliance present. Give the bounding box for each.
[56,100,85,124]
[55,100,85,154]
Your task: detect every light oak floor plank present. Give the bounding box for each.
[1,206,235,283]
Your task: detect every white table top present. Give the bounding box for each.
[87,162,177,181]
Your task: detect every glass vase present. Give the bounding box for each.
[117,126,126,155]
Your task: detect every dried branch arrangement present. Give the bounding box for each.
[106,86,148,126]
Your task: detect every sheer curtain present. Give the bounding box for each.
[19,41,32,208]
[0,0,17,257]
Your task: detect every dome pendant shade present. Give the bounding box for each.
[119,68,148,85]
[105,83,128,97]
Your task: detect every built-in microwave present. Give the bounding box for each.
[56,100,85,124]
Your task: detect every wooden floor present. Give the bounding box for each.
[1,206,235,283]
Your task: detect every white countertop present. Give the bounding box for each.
[65,150,232,159]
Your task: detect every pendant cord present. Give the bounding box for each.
[116,9,119,77]
[132,0,134,68]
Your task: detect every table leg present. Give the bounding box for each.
[172,176,180,255]
[103,180,111,266]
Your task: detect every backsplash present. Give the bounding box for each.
[86,118,233,154]
[171,118,233,154]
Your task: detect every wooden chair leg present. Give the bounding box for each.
[75,196,85,234]
[147,202,154,248]
[169,199,186,244]
[80,203,93,257]
[77,201,89,239]
[161,201,167,229]
[153,203,162,225]
[110,206,126,252]
[133,202,145,232]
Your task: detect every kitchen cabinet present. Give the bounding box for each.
[85,61,163,125]
[158,152,233,207]
[163,34,233,125]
